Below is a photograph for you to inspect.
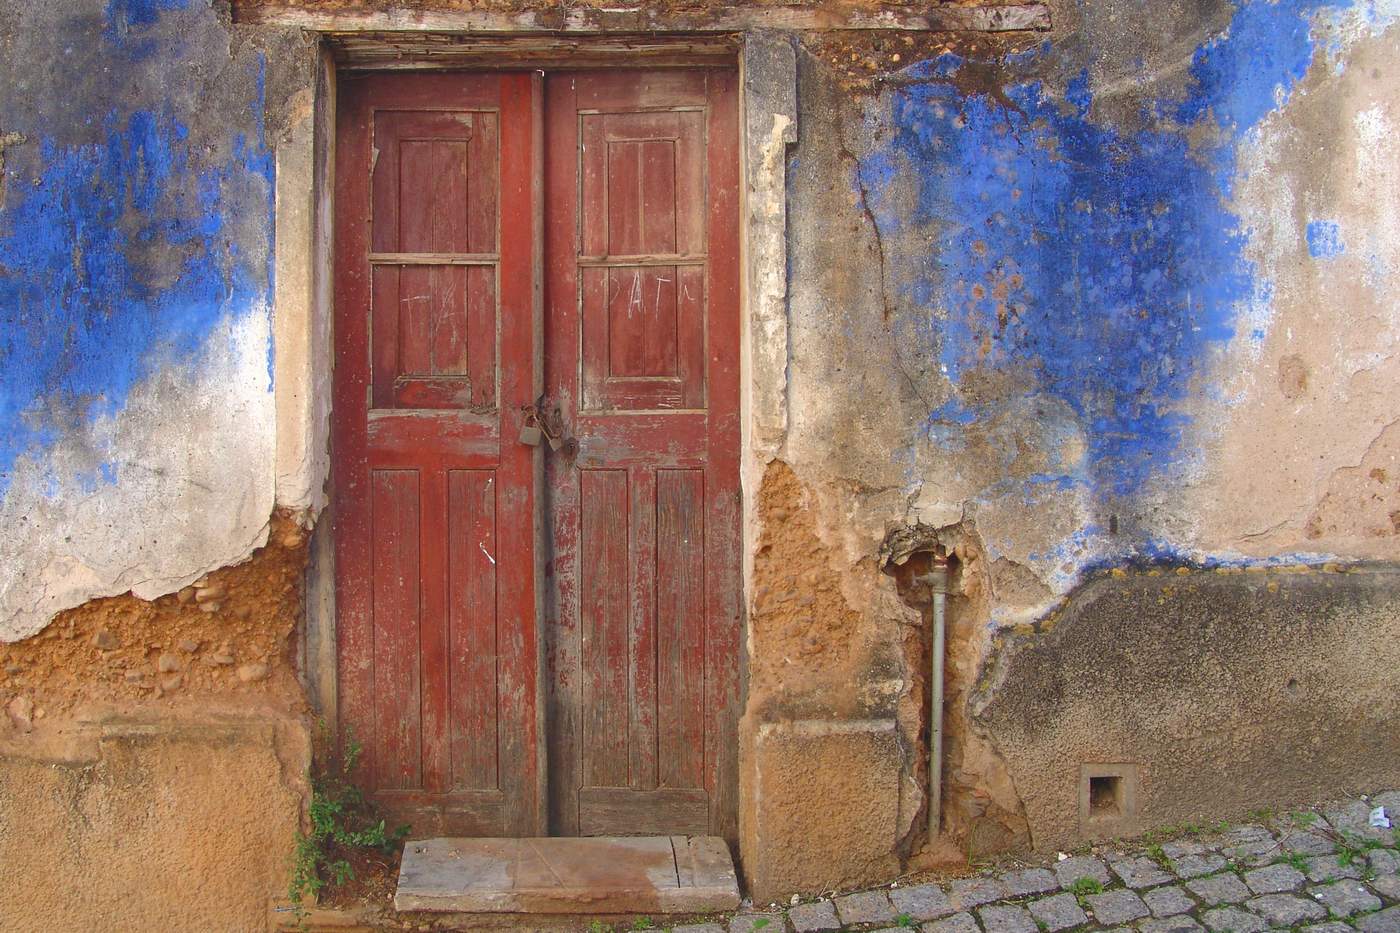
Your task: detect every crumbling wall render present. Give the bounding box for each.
[741,459,1032,900]
[742,461,912,900]
[0,0,1397,915]
[0,0,309,642]
[0,3,315,928]
[758,0,1400,894]
[0,514,308,723]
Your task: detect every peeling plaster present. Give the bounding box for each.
[0,0,286,640]
[0,130,24,209]
[796,0,1400,627]
[0,310,274,641]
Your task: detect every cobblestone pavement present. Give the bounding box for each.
[666,791,1400,933]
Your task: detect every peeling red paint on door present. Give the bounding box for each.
[544,70,742,841]
[333,72,541,836]
[333,68,739,841]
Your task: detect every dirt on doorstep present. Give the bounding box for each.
[321,843,403,911]
[0,510,309,731]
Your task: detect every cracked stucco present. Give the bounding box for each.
[784,0,1400,634]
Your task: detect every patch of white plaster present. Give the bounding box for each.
[1352,103,1398,289]
[1316,0,1400,71]
[0,308,275,642]
[748,109,796,459]
[273,106,331,519]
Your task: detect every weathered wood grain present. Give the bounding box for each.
[334,72,542,835]
[545,68,741,842]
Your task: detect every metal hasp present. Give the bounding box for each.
[915,559,950,840]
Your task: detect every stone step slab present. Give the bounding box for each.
[394,835,740,914]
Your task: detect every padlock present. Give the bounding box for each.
[536,408,564,451]
[518,415,543,447]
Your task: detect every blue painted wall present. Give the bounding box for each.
[834,0,1398,585]
[0,0,272,494]
[864,0,1335,500]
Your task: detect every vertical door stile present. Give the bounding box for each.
[701,69,743,843]
[530,67,549,838]
[544,72,583,838]
[495,70,544,836]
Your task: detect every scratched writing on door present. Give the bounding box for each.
[609,268,695,316]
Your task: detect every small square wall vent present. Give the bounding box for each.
[1089,774,1122,817]
[1079,763,1140,837]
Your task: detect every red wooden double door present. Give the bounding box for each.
[332,69,741,841]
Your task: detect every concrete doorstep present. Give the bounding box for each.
[394,835,742,915]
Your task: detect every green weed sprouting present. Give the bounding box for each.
[287,727,411,924]
[1069,877,1104,897]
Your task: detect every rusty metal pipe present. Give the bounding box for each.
[917,560,950,840]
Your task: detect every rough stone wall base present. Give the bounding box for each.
[976,564,1400,852]
[0,704,309,933]
[743,718,904,903]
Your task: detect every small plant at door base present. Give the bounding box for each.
[288,727,411,920]
[631,918,656,930]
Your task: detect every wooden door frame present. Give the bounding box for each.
[270,32,798,839]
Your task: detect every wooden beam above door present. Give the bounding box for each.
[326,33,741,70]
[232,2,1052,36]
